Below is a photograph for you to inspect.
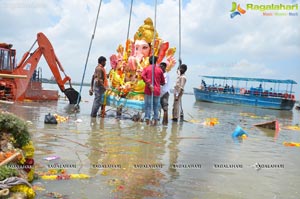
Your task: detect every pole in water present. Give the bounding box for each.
[178,0,184,122]
[150,0,158,124]
[75,0,103,109]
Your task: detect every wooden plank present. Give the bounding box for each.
[0,100,14,104]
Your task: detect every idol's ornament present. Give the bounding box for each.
[108,17,176,101]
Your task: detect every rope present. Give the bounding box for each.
[75,0,103,107]
[126,0,134,41]
[178,0,182,65]
[178,0,184,120]
[150,0,158,120]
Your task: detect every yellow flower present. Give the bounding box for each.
[10,184,35,199]
[22,141,35,158]
[27,168,35,182]
[18,156,26,164]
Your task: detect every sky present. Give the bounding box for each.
[1,0,299,96]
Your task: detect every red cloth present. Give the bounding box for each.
[141,64,165,96]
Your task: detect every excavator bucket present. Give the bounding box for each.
[64,88,81,104]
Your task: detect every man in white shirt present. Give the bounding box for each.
[172,64,187,122]
[159,62,170,125]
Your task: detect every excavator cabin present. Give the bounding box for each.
[0,43,16,72]
[0,43,19,101]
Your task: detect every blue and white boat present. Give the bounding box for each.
[193,76,297,110]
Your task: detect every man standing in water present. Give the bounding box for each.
[142,56,165,125]
[89,56,108,117]
[172,64,187,122]
[159,62,170,125]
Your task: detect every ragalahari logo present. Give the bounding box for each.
[230,2,246,18]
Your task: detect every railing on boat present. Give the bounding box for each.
[201,86,295,100]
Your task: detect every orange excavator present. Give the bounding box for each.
[0,32,80,104]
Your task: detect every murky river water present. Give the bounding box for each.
[1,84,300,199]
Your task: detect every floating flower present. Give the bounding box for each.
[10,184,35,199]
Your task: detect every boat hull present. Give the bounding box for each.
[193,88,295,110]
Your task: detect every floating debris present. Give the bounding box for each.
[43,156,60,161]
[283,142,300,147]
[44,191,69,199]
[44,113,58,124]
[40,173,90,180]
[53,114,69,123]
[187,119,201,124]
[283,125,300,131]
[254,120,279,131]
[204,118,219,126]
[240,112,270,119]
[75,119,83,123]
[232,125,248,139]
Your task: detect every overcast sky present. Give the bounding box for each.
[1,0,299,95]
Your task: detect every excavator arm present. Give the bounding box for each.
[13,32,80,104]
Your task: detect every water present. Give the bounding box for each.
[1,84,300,199]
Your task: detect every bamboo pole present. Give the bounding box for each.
[0,152,20,167]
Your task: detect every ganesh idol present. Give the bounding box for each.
[108,17,176,101]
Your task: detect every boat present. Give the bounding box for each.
[193,76,297,110]
[254,120,279,131]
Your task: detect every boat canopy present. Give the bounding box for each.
[201,76,297,85]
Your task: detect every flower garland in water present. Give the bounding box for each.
[21,141,35,182]
[0,112,35,198]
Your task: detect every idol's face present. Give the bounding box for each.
[134,40,151,58]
